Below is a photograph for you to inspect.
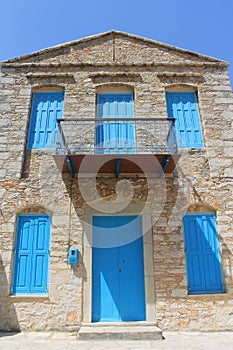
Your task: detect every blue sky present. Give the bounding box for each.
[0,0,233,88]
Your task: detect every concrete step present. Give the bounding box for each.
[78,322,163,340]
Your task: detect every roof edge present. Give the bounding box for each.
[2,31,115,63]
[111,30,227,64]
[1,30,228,65]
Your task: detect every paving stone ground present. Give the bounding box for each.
[0,331,233,350]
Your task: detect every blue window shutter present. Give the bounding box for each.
[96,94,135,154]
[183,215,206,293]
[97,94,133,119]
[12,215,50,294]
[31,217,50,293]
[28,92,64,149]
[166,92,204,148]
[183,214,224,294]
[12,217,33,293]
[201,215,224,292]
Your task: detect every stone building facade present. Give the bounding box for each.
[0,31,233,332]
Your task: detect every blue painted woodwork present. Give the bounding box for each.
[96,94,135,153]
[161,155,170,173]
[92,216,146,322]
[115,157,121,178]
[66,155,75,178]
[166,92,204,148]
[12,215,50,294]
[28,92,64,149]
[183,213,224,294]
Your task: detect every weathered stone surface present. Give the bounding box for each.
[0,31,232,332]
[78,322,163,340]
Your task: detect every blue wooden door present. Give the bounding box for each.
[96,94,135,153]
[28,92,64,149]
[92,216,146,322]
[12,215,50,294]
[183,214,224,294]
[166,92,203,148]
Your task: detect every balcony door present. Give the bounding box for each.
[96,94,135,154]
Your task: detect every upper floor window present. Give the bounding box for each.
[11,214,51,295]
[27,91,64,149]
[183,213,224,294]
[96,87,135,154]
[166,92,204,148]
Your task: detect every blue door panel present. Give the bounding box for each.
[34,218,50,252]
[183,214,224,294]
[119,236,145,321]
[166,92,203,148]
[118,216,145,321]
[203,253,223,291]
[16,255,30,292]
[92,216,119,321]
[19,219,31,251]
[92,215,145,322]
[31,255,48,293]
[96,94,135,154]
[186,253,205,292]
[92,216,119,248]
[92,246,119,322]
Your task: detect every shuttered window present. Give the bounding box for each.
[166,92,204,148]
[183,213,224,294]
[96,94,135,154]
[27,92,64,149]
[12,215,50,294]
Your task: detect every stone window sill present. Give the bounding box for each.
[187,292,228,300]
[8,295,49,302]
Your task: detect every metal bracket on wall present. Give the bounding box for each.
[161,155,170,175]
[66,155,75,178]
[115,157,121,178]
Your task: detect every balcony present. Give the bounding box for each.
[53,118,180,177]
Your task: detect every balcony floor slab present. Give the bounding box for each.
[53,154,180,175]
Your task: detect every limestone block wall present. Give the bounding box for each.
[1,166,232,331]
[0,33,233,331]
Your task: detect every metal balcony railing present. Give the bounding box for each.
[55,118,178,155]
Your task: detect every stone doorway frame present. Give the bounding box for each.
[82,201,156,323]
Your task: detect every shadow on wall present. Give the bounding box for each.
[0,254,20,332]
[219,236,233,292]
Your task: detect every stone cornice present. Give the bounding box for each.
[0,61,229,69]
